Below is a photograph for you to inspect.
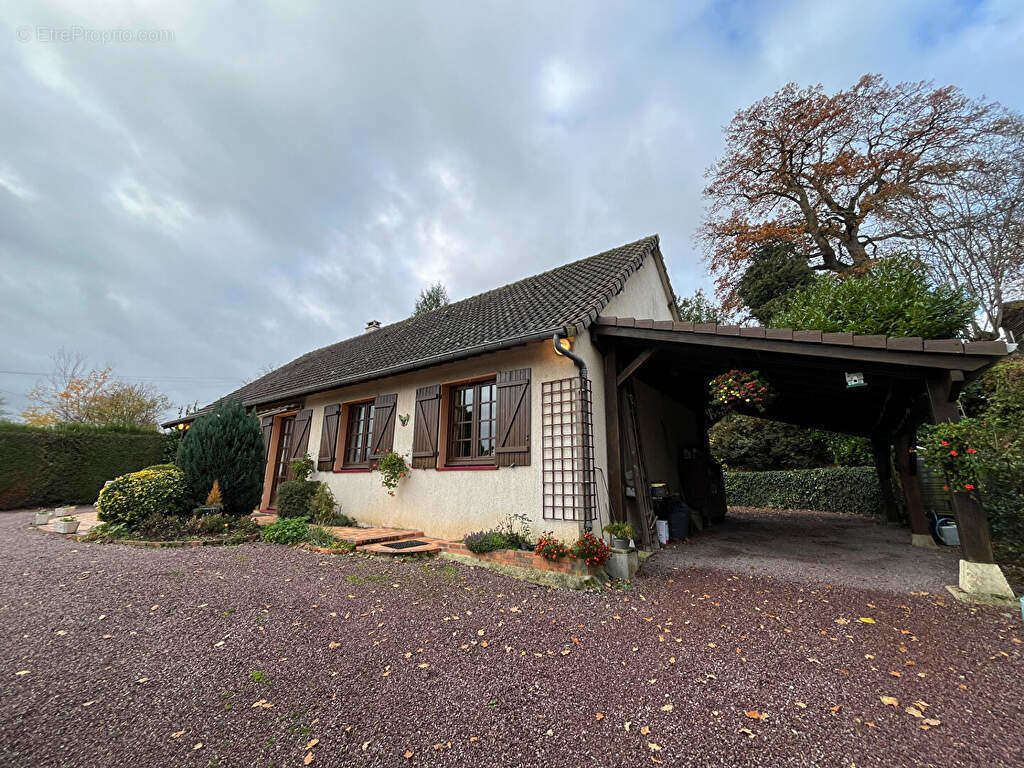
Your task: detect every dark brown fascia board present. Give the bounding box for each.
[591,324,1001,373]
[162,325,569,428]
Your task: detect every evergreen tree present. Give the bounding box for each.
[413,282,450,316]
[736,242,815,325]
[176,399,265,516]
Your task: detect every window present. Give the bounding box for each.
[343,400,375,466]
[447,379,497,464]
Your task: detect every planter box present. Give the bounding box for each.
[53,519,80,534]
[33,511,53,526]
[55,506,76,516]
[442,542,595,576]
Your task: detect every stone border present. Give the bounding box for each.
[441,551,605,590]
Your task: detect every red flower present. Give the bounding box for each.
[949,450,958,457]
[940,440,949,446]
[942,485,949,491]
[964,483,975,491]
[966,448,977,454]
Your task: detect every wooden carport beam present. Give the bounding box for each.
[616,348,656,388]
[894,430,930,538]
[871,433,901,524]
[926,371,995,564]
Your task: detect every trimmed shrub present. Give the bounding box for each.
[276,480,318,519]
[176,399,264,516]
[724,466,883,516]
[96,466,190,528]
[309,482,338,525]
[144,463,178,472]
[464,530,510,554]
[0,423,172,510]
[261,517,311,545]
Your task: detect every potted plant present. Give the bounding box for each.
[193,479,225,516]
[33,509,53,526]
[55,504,76,516]
[53,516,80,534]
[603,522,635,549]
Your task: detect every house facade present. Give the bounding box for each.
[182,236,680,541]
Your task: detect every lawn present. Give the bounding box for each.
[1,510,1021,767]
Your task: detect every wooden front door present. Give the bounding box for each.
[269,415,297,509]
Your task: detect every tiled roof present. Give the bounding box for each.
[172,236,660,422]
[594,316,1010,358]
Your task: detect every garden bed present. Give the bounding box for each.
[83,533,261,548]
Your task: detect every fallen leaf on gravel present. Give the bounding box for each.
[252,699,274,709]
[417,663,429,669]
[329,642,341,649]
[469,737,479,743]
[738,727,755,738]
[707,643,716,648]
[858,618,876,624]
[404,750,414,759]
[595,712,604,720]
[640,726,651,735]
[834,617,850,625]
[651,757,663,764]
[304,752,314,764]
[624,721,631,732]
[15,670,30,676]
[880,696,899,708]
[306,739,319,749]
[660,704,673,712]
[913,700,930,709]
[745,710,767,720]
[794,702,807,709]
[83,700,96,707]
[906,707,924,718]
[647,742,662,752]
[560,649,571,656]
[890,671,902,677]
[193,743,203,751]
[923,718,941,727]
[171,730,185,738]
[136,677,149,684]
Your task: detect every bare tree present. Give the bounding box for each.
[905,115,1024,336]
[700,75,1000,308]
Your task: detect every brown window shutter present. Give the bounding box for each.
[370,393,398,459]
[317,404,341,471]
[260,416,274,465]
[411,385,441,469]
[496,367,531,466]
[288,409,313,463]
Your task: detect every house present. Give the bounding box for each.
[174,236,679,542]
[171,235,1013,601]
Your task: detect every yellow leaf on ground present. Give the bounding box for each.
[795,702,807,709]
[906,707,924,718]
[640,726,651,735]
[404,750,414,759]
[595,712,604,720]
[880,696,899,708]
[648,742,662,752]
[171,730,185,738]
[858,617,876,624]
[745,710,765,720]
[304,751,314,764]
[306,739,319,749]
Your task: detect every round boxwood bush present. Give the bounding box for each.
[275,480,319,519]
[463,530,510,554]
[96,466,190,529]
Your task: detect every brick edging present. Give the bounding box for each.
[75,533,261,548]
[439,542,597,575]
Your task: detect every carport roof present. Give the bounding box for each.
[593,316,1011,436]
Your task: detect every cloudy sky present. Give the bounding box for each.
[2,0,1023,420]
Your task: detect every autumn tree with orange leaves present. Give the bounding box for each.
[699,74,1003,310]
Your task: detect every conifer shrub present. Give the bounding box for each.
[176,399,264,516]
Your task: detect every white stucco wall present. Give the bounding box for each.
[602,255,675,320]
[295,251,677,541]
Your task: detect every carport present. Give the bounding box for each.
[592,316,1012,598]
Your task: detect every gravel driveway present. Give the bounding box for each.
[1,509,1021,767]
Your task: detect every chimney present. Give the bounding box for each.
[365,320,381,332]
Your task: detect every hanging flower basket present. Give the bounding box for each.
[708,369,775,417]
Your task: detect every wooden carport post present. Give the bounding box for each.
[603,345,624,524]
[870,433,901,524]
[925,371,1014,600]
[893,428,932,546]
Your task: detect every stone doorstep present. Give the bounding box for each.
[328,526,425,546]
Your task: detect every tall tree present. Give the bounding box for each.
[675,288,737,324]
[413,282,450,316]
[905,114,1024,336]
[735,240,815,325]
[22,349,169,429]
[700,75,1000,308]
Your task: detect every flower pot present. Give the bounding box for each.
[55,505,76,516]
[520,542,534,552]
[53,519,79,534]
[610,536,630,550]
[33,511,53,526]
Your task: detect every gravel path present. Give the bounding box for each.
[1,509,1021,768]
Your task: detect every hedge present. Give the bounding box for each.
[724,466,884,516]
[0,423,174,510]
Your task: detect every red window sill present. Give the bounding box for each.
[334,468,372,473]
[436,465,499,471]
